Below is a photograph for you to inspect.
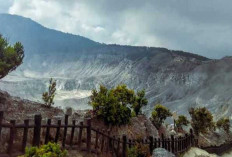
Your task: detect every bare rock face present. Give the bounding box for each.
[1,14,232,122]
[91,115,158,139]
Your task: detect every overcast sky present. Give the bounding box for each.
[0,0,232,58]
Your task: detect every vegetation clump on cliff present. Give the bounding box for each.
[216,117,230,133]
[189,107,215,135]
[151,104,172,129]
[89,84,147,125]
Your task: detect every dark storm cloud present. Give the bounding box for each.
[1,0,232,58]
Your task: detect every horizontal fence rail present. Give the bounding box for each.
[201,141,232,155]
[0,111,196,157]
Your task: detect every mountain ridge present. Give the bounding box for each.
[0,14,231,120]
[0,13,210,61]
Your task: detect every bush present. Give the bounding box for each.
[89,84,148,125]
[189,107,214,135]
[175,115,189,129]
[127,143,150,157]
[151,104,172,129]
[21,142,67,157]
[216,117,230,133]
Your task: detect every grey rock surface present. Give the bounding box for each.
[152,148,176,157]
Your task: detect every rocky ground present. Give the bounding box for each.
[0,90,64,121]
[0,90,158,156]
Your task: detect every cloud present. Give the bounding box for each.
[0,0,13,13]
[3,0,232,58]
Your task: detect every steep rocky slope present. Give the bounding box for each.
[0,14,232,120]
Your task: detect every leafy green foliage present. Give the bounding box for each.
[42,78,56,108]
[133,90,148,116]
[189,107,215,135]
[151,104,172,129]
[89,84,148,125]
[127,143,150,157]
[175,115,189,129]
[21,142,67,157]
[216,117,230,133]
[0,34,24,79]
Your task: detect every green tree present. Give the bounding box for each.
[0,34,24,79]
[175,115,189,129]
[42,78,56,108]
[111,84,135,105]
[89,85,132,125]
[151,104,172,129]
[133,90,148,116]
[89,84,146,125]
[216,117,230,133]
[189,107,214,135]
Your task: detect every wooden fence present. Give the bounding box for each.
[0,111,196,157]
[201,141,232,155]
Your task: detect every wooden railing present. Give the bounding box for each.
[201,141,232,155]
[0,111,196,157]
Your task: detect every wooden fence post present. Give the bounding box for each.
[86,119,91,152]
[145,138,148,144]
[181,136,184,152]
[78,122,83,146]
[62,115,69,148]
[174,137,178,153]
[22,119,29,152]
[101,131,105,152]
[161,134,165,148]
[117,137,120,156]
[129,139,132,148]
[45,119,51,144]
[158,138,161,147]
[171,135,174,153]
[185,134,188,150]
[7,120,16,155]
[55,120,61,142]
[149,136,154,154]
[112,136,115,150]
[154,138,157,149]
[0,111,3,142]
[178,137,181,152]
[107,131,111,152]
[122,135,127,157]
[95,129,99,149]
[33,114,42,146]
[190,129,194,146]
[70,120,76,147]
[167,138,171,151]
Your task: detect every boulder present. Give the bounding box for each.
[183,147,217,157]
[152,148,175,157]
